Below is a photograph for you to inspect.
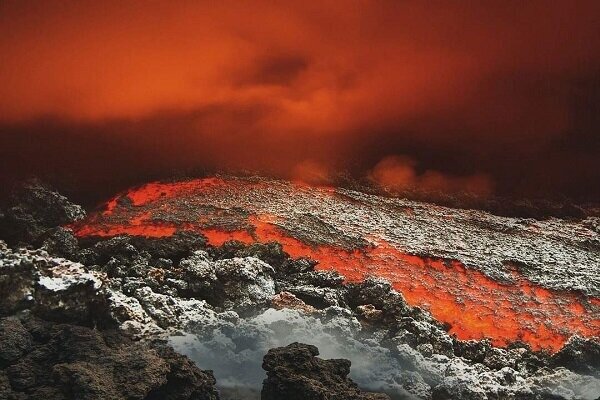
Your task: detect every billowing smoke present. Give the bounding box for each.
[291,160,332,185]
[369,156,494,197]
[1,2,599,203]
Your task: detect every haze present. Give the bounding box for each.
[1,1,599,202]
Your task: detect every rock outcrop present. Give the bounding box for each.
[261,342,390,400]
[0,181,85,246]
[0,316,219,400]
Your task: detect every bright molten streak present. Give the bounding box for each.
[71,177,600,352]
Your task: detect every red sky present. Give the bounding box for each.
[1,1,599,202]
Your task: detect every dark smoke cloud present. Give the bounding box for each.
[1,1,599,203]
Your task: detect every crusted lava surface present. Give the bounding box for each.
[71,176,600,352]
[1,178,600,399]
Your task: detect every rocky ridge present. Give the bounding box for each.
[261,342,390,400]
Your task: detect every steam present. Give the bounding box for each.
[169,308,419,399]
[291,160,332,185]
[169,307,600,399]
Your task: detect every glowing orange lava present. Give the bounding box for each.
[71,178,600,352]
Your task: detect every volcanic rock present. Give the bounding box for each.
[213,257,275,311]
[211,241,289,272]
[348,277,413,322]
[178,251,276,311]
[73,177,600,298]
[271,291,316,314]
[0,242,107,325]
[283,269,344,288]
[85,235,150,273]
[280,284,345,309]
[0,318,32,367]
[129,231,207,262]
[3,235,600,400]
[356,304,384,322]
[40,227,80,260]
[2,179,600,400]
[550,336,600,375]
[0,181,85,246]
[261,342,390,400]
[0,316,219,400]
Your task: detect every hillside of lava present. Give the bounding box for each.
[71,176,600,353]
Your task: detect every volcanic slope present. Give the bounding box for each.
[72,176,600,352]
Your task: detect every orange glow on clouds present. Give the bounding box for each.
[2,1,598,128]
[370,156,494,196]
[1,1,600,201]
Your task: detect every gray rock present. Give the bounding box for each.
[0,180,85,246]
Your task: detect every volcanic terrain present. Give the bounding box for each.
[1,177,599,399]
[72,176,600,352]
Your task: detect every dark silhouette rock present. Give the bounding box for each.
[130,231,207,262]
[40,227,80,259]
[0,316,219,400]
[550,336,600,375]
[0,180,85,246]
[261,342,390,400]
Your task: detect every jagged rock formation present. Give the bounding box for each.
[261,342,390,400]
[2,239,598,399]
[0,316,219,400]
[0,180,85,246]
[0,183,221,400]
[70,177,600,356]
[0,241,106,325]
[71,177,600,297]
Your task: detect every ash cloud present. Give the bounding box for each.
[1,1,600,203]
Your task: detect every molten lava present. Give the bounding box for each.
[71,177,600,352]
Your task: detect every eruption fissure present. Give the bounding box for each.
[71,177,600,352]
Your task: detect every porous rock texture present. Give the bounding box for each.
[72,177,600,296]
[0,180,85,246]
[2,231,600,399]
[0,316,219,400]
[261,342,390,400]
[0,183,221,400]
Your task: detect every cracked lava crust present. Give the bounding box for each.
[70,176,600,353]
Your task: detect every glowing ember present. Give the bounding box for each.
[71,177,600,352]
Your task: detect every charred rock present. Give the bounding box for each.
[0,316,219,400]
[261,342,390,400]
[0,181,85,246]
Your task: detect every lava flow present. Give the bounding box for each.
[71,177,600,352]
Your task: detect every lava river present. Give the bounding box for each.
[71,177,600,352]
